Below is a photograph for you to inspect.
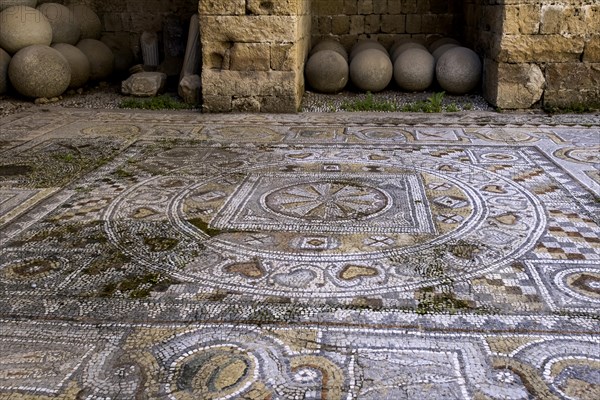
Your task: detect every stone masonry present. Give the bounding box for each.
[199,0,311,112]
[311,0,462,51]
[32,1,600,111]
[466,0,599,109]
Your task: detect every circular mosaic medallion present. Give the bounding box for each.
[264,181,389,221]
[104,147,545,299]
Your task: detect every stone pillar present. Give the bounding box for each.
[480,0,599,110]
[199,0,311,113]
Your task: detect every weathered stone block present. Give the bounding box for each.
[499,35,585,63]
[232,96,261,112]
[260,95,299,113]
[388,0,401,14]
[381,15,406,34]
[121,72,167,97]
[230,43,270,71]
[503,4,540,35]
[202,95,232,112]
[483,61,545,109]
[271,43,298,71]
[199,0,245,16]
[584,35,600,62]
[365,15,381,34]
[318,16,332,35]
[541,5,587,36]
[350,15,365,35]
[202,41,231,69]
[402,0,417,14]
[584,4,600,33]
[202,69,297,97]
[357,0,373,15]
[373,0,387,14]
[332,15,351,35]
[406,14,422,34]
[545,62,600,92]
[201,16,298,43]
[246,0,304,15]
[344,0,358,15]
[314,0,344,15]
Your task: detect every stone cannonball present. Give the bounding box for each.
[51,43,89,88]
[428,37,460,53]
[0,6,52,54]
[305,50,348,94]
[436,46,482,94]
[0,47,11,93]
[350,39,386,61]
[349,48,393,93]
[394,48,435,92]
[309,39,348,61]
[8,44,70,98]
[71,4,101,40]
[0,0,36,11]
[391,42,427,62]
[388,37,417,56]
[38,3,80,45]
[432,43,458,62]
[76,38,114,80]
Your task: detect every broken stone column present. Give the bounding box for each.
[140,31,159,67]
[178,13,200,104]
[180,13,200,80]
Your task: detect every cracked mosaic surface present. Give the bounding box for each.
[0,109,599,399]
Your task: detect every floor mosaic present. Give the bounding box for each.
[0,108,599,399]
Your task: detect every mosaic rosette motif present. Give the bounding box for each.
[0,109,599,399]
[103,145,546,301]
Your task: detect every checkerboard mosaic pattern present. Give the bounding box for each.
[0,109,598,398]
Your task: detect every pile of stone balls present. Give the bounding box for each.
[305,37,482,95]
[0,0,116,99]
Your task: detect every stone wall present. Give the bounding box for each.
[199,0,311,112]
[481,0,600,109]
[311,0,462,50]
[34,0,599,111]
[37,0,198,60]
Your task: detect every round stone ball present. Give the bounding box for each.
[76,38,114,80]
[38,3,80,45]
[51,43,89,88]
[310,39,348,61]
[432,43,458,62]
[350,48,393,93]
[350,39,386,61]
[8,44,70,98]
[394,48,435,92]
[391,42,427,62]
[0,47,11,93]
[0,0,37,11]
[436,46,482,94]
[428,37,460,53]
[305,50,348,94]
[0,6,52,54]
[389,38,424,58]
[71,4,101,40]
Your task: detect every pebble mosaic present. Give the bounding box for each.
[0,109,598,399]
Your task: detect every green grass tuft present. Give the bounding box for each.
[119,94,195,110]
[341,92,398,112]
